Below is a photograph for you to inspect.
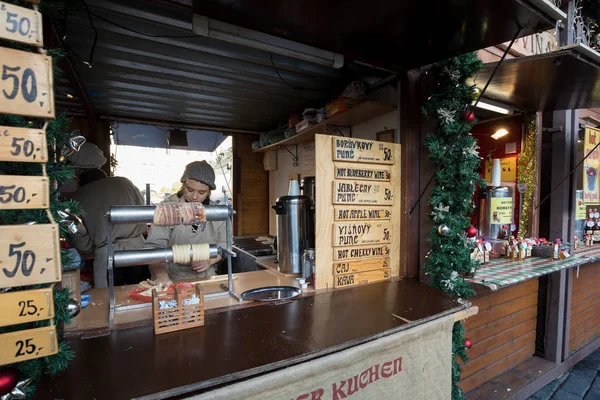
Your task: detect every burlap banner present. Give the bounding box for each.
[188,314,454,400]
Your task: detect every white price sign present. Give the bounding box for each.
[0,2,43,46]
[0,47,54,118]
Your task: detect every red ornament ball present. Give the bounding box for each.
[464,111,475,123]
[0,368,19,396]
[466,226,477,238]
[465,338,472,349]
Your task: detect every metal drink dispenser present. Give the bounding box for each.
[272,195,314,274]
[483,186,514,239]
[575,190,585,240]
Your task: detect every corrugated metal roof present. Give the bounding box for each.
[62,0,346,131]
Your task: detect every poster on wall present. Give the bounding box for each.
[484,157,517,182]
[489,197,513,225]
[584,127,600,204]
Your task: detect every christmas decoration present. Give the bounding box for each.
[0,378,31,400]
[57,209,87,236]
[470,86,481,101]
[438,224,451,236]
[431,203,450,222]
[67,298,81,318]
[517,115,537,238]
[422,53,484,400]
[443,66,461,82]
[60,132,86,158]
[464,111,475,123]
[438,108,456,125]
[465,338,472,349]
[466,226,477,238]
[0,369,18,396]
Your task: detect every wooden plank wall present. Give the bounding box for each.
[460,279,538,394]
[232,134,269,236]
[569,264,600,353]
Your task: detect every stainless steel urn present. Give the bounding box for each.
[272,195,314,274]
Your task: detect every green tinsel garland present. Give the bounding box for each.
[422,53,486,400]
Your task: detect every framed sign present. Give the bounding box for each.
[333,257,390,275]
[0,47,54,118]
[332,137,394,164]
[0,2,43,46]
[0,125,47,162]
[0,326,57,366]
[333,181,393,205]
[333,221,391,247]
[334,244,390,261]
[334,206,391,221]
[0,175,49,209]
[584,127,600,204]
[334,164,391,181]
[0,287,54,327]
[333,268,390,288]
[0,224,61,289]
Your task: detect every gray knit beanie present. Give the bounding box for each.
[180,161,216,190]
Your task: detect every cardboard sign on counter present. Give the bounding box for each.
[332,137,394,164]
[333,180,393,205]
[334,205,391,221]
[0,47,54,118]
[0,224,61,289]
[333,268,391,288]
[334,164,391,181]
[0,287,54,327]
[0,126,47,162]
[0,2,43,46]
[333,257,390,275]
[333,221,391,247]
[0,175,48,209]
[0,325,57,366]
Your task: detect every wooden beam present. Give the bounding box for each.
[454,306,479,322]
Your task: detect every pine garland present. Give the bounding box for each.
[422,53,485,400]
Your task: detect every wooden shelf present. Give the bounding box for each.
[253,101,396,153]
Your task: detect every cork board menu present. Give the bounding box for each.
[315,135,400,290]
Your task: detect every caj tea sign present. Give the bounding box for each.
[584,127,600,204]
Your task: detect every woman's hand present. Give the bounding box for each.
[191,260,213,272]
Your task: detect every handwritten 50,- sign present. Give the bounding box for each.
[0,224,61,289]
[0,288,54,327]
[0,126,47,162]
[0,47,54,118]
[0,175,49,209]
[0,326,57,366]
[0,2,43,46]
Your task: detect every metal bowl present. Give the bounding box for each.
[241,286,302,302]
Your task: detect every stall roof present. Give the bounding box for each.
[468,43,600,112]
[192,0,565,71]
[114,123,226,151]
[63,0,353,132]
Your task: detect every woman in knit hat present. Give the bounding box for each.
[144,161,227,283]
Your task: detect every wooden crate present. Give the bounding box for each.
[152,284,204,335]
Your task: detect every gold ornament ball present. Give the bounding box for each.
[438,224,451,236]
[471,87,482,101]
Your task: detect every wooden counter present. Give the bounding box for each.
[39,278,462,400]
[569,261,600,354]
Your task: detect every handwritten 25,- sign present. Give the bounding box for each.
[0,287,54,327]
[0,2,43,46]
[0,326,58,366]
[0,224,61,289]
[0,47,54,118]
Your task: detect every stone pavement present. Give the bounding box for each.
[529,348,600,399]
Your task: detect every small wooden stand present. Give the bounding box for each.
[152,284,204,335]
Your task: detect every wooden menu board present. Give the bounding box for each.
[0,287,54,327]
[316,134,400,289]
[0,2,43,46]
[0,47,54,118]
[0,325,57,366]
[0,125,47,162]
[0,175,49,209]
[0,224,62,289]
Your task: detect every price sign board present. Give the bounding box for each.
[0,125,47,162]
[0,47,54,118]
[0,175,48,209]
[0,288,54,327]
[334,206,391,221]
[333,221,392,247]
[0,325,57,366]
[333,257,390,275]
[0,224,61,289]
[334,164,391,181]
[333,180,393,205]
[333,268,390,288]
[0,2,43,46]
[332,137,394,164]
[334,244,390,261]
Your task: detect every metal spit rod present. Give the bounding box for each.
[107,205,231,224]
[113,245,219,267]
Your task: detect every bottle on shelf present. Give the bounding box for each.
[552,239,560,260]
